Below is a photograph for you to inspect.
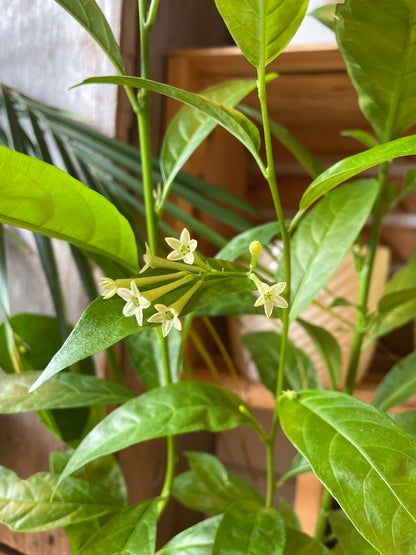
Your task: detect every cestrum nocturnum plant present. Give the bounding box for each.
[100,229,288,335]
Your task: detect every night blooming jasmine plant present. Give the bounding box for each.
[0,1,416,554]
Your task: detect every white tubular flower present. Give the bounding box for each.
[100,277,118,299]
[165,228,198,265]
[117,280,151,326]
[254,281,288,318]
[147,304,182,337]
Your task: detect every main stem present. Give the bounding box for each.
[257,66,291,508]
[136,0,177,517]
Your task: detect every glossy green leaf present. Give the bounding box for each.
[336,0,416,141]
[53,0,124,73]
[371,254,416,338]
[126,327,182,390]
[328,509,380,554]
[279,389,416,554]
[0,466,122,532]
[284,526,332,555]
[298,136,416,212]
[287,180,378,321]
[0,313,62,373]
[309,3,337,31]
[214,0,308,68]
[0,147,138,272]
[161,79,258,193]
[157,515,222,555]
[77,76,263,169]
[172,451,263,515]
[276,452,312,488]
[242,331,321,394]
[298,319,341,390]
[372,351,416,412]
[32,263,255,388]
[0,371,134,414]
[59,381,258,480]
[79,500,158,555]
[213,500,285,554]
[216,222,280,262]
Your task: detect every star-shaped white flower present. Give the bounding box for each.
[254,281,288,318]
[165,228,197,265]
[147,303,182,337]
[117,281,151,326]
[100,277,118,299]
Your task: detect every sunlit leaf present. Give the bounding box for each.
[279,389,416,553]
[157,515,222,555]
[0,147,138,272]
[309,3,337,31]
[216,222,280,262]
[214,0,308,68]
[328,509,380,554]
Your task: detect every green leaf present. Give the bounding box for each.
[0,147,138,272]
[79,500,158,555]
[298,319,341,390]
[0,313,62,373]
[287,180,378,320]
[309,3,337,31]
[390,411,416,437]
[214,0,308,68]
[328,509,380,555]
[0,466,123,532]
[216,222,280,262]
[126,327,182,390]
[372,351,416,412]
[213,501,285,554]
[336,0,416,141]
[279,390,416,554]
[161,79,258,193]
[172,451,263,515]
[371,254,416,338]
[0,371,134,414]
[77,76,263,170]
[59,381,258,480]
[53,0,124,73]
[341,129,379,149]
[242,331,321,394]
[157,515,222,555]
[298,136,416,212]
[276,452,312,488]
[32,263,255,388]
[284,526,332,555]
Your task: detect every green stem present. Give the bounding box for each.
[257,66,291,508]
[344,161,390,394]
[314,488,333,542]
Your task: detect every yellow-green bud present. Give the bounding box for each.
[249,240,262,271]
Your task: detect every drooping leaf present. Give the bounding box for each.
[0,371,134,414]
[372,351,416,412]
[0,147,138,272]
[371,253,416,338]
[125,327,182,390]
[287,180,378,321]
[216,221,280,262]
[242,331,321,394]
[31,262,255,388]
[76,76,263,169]
[0,466,123,532]
[59,381,259,480]
[156,515,223,555]
[52,0,124,73]
[79,500,158,555]
[214,0,308,68]
[298,319,341,390]
[328,509,380,555]
[172,451,263,515]
[297,136,416,213]
[212,500,286,554]
[279,389,416,554]
[284,526,333,555]
[336,0,416,142]
[161,79,258,194]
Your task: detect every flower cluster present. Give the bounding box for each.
[100,230,288,336]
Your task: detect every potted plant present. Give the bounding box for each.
[0,0,416,553]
